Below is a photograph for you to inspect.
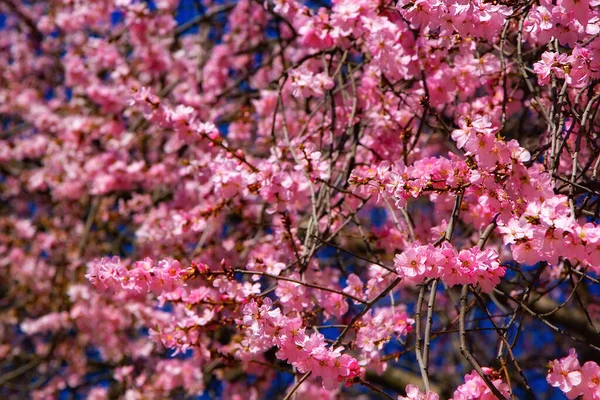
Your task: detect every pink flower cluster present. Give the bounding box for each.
[20,311,70,335]
[397,0,511,40]
[129,87,210,146]
[398,384,439,400]
[242,298,360,389]
[534,47,600,87]
[451,368,510,400]
[499,198,600,271]
[526,0,599,47]
[547,348,600,399]
[349,156,471,209]
[289,68,334,98]
[450,115,532,170]
[394,244,505,293]
[355,306,415,371]
[86,256,188,294]
[352,107,600,281]
[151,360,205,395]
[526,0,600,87]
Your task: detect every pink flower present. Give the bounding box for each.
[289,68,334,98]
[547,348,583,394]
[580,361,600,399]
[512,239,542,265]
[399,384,439,400]
[498,218,533,245]
[533,52,571,86]
[394,245,428,279]
[343,273,366,301]
[452,368,510,400]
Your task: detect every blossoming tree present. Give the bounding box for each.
[1,0,600,398]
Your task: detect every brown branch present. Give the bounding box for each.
[459,285,508,400]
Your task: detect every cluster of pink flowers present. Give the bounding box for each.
[451,368,511,400]
[242,298,361,389]
[397,0,511,40]
[397,370,513,400]
[129,87,204,144]
[499,197,600,271]
[351,106,600,283]
[526,0,599,46]
[534,47,600,87]
[398,384,439,400]
[86,256,188,294]
[349,156,471,209]
[394,244,505,292]
[527,0,600,88]
[355,306,415,371]
[20,311,70,335]
[289,68,335,98]
[349,113,534,220]
[547,348,600,399]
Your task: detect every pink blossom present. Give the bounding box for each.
[547,348,583,394]
[394,245,428,279]
[399,384,439,400]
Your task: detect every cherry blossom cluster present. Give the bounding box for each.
[451,368,511,400]
[394,243,505,293]
[349,156,471,210]
[241,298,360,390]
[498,197,600,272]
[289,68,335,98]
[398,367,511,400]
[534,48,600,87]
[349,114,534,218]
[351,107,599,278]
[86,256,189,294]
[525,0,600,46]
[398,384,439,400]
[397,0,511,40]
[547,348,600,399]
[355,306,415,372]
